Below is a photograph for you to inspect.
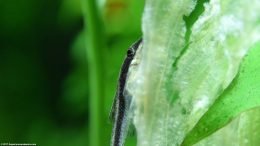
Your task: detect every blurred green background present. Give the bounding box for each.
[0,0,144,145]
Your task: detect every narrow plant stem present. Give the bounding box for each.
[82,1,105,146]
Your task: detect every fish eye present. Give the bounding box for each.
[127,49,134,57]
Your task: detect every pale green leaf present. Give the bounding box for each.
[126,0,260,146]
[182,43,260,146]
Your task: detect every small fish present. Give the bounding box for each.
[110,38,143,146]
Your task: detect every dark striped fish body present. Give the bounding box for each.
[110,39,143,146]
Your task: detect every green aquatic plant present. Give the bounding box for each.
[125,0,260,145]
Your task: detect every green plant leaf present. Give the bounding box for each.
[182,43,260,146]
[237,107,260,146]
[193,106,260,146]
[127,0,260,145]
